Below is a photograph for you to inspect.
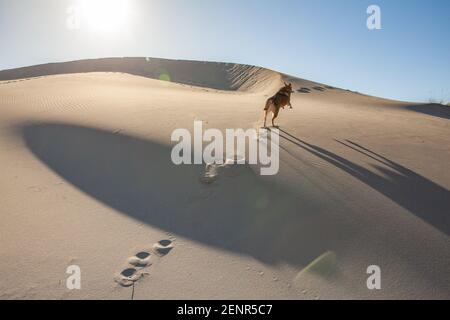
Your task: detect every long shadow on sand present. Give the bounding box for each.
[20,122,354,268]
[279,129,450,236]
[407,104,450,120]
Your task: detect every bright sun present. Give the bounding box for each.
[81,0,129,32]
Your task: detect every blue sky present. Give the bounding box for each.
[0,0,449,103]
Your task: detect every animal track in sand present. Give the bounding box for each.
[297,87,311,94]
[114,268,143,287]
[127,251,152,267]
[153,239,174,256]
[199,163,220,184]
[115,239,174,287]
[28,186,43,192]
[199,156,245,185]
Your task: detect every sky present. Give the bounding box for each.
[0,0,449,103]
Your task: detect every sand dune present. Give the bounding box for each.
[0,57,281,92]
[0,58,449,299]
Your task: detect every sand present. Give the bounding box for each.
[0,57,449,299]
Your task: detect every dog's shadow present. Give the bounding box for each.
[20,122,352,268]
[279,129,450,236]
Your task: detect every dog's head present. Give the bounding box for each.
[284,82,294,93]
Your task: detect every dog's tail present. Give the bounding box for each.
[264,98,273,111]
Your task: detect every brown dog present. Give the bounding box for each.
[263,82,294,127]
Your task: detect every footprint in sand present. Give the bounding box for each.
[199,163,220,184]
[115,239,174,287]
[115,267,143,287]
[127,251,152,267]
[199,156,245,185]
[153,239,174,256]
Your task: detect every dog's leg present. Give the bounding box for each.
[263,99,272,128]
[272,109,279,127]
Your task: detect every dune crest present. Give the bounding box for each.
[0,57,282,93]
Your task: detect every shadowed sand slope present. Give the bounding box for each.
[20,122,351,267]
[407,103,450,120]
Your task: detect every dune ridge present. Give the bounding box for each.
[0,57,282,93]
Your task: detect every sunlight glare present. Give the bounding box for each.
[81,0,129,32]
